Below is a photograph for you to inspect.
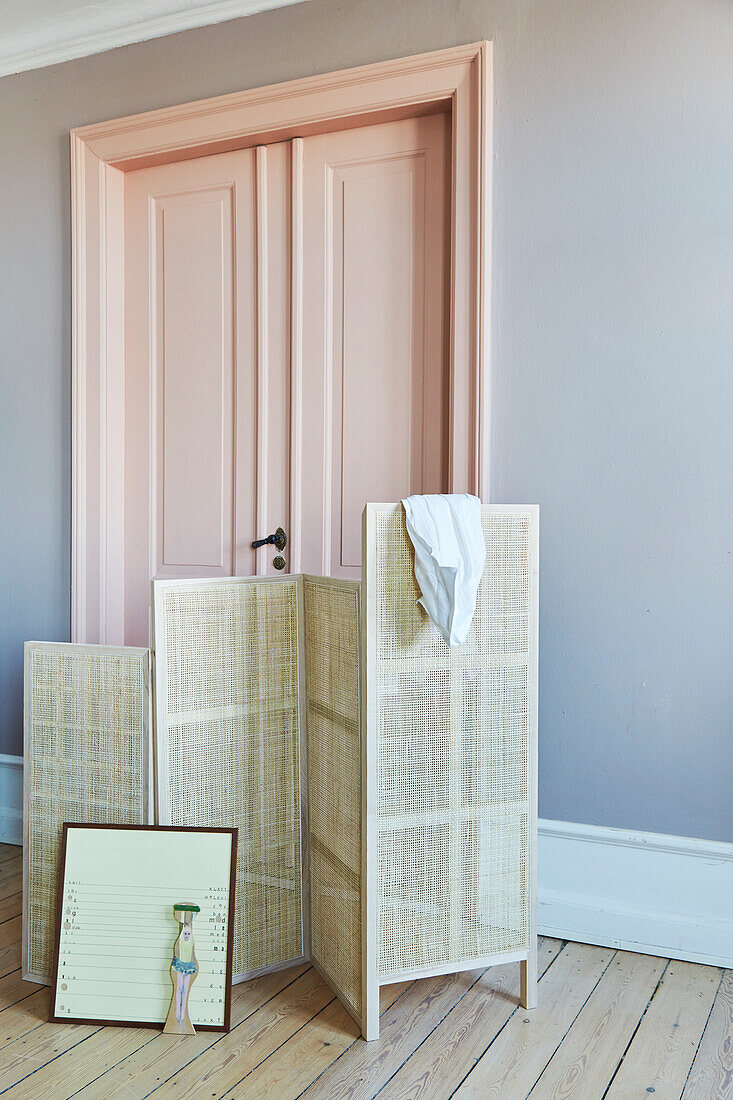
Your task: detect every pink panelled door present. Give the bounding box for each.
[300,113,449,576]
[122,112,449,645]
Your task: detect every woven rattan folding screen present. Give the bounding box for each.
[360,503,538,1038]
[23,642,153,983]
[24,503,536,1036]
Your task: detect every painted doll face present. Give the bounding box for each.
[183,925,192,940]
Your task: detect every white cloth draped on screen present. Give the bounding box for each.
[401,493,486,647]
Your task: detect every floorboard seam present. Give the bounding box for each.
[455,941,616,1100]
[0,902,22,928]
[64,1028,167,1100]
[599,958,671,1099]
[0,1006,49,1053]
[0,967,23,984]
[0,971,42,1015]
[64,966,317,1100]
[439,941,571,1100]
[521,947,621,1100]
[0,1025,104,1097]
[290,979,419,1100]
[678,965,726,1098]
[212,997,338,1100]
[367,967,491,1100]
[366,940,568,1100]
[140,969,323,1099]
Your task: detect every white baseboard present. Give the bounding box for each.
[0,754,23,846]
[539,818,733,969]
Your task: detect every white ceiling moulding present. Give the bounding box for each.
[0,0,312,79]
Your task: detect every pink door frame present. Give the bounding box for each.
[71,41,493,645]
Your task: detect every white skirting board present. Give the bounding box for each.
[0,755,23,845]
[539,818,733,969]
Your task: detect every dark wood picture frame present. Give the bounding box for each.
[49,823,238,1032]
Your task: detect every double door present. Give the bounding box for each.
[123,112,450,645]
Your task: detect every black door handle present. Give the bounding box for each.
[251,527,288,552]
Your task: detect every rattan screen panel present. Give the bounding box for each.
[23,642,152,983]
[371,507,533,979]
[153,578,304,981]
[303,577,362,1024]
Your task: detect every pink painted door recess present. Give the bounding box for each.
[122,112,449,645]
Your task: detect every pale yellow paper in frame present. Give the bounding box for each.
[53,827,233,1027]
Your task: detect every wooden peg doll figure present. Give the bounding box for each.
[163,903,200,1034]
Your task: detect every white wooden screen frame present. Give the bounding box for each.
[360,504,539,1039]
[71,41,493,644]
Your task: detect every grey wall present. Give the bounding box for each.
[1,0,731,841]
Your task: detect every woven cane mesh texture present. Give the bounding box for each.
[303,579,362,1021]
[24,644,149,982]
[157,580,302,977]
[373,509,532,977]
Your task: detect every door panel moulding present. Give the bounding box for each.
[72,42,492,644]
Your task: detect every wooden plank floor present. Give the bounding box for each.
[1,842,730,1099]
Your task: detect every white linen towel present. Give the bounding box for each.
[401,493,486,646]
